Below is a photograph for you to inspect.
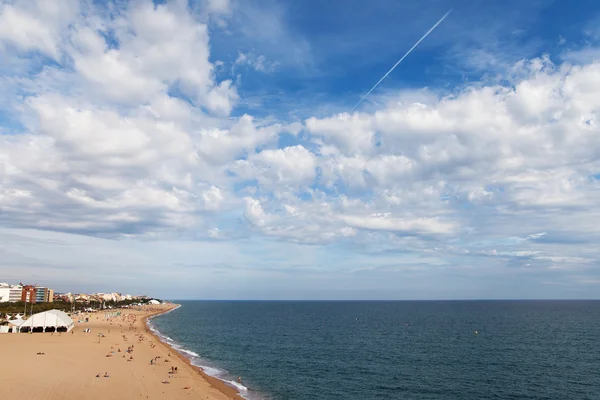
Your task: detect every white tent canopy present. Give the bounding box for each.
[8,317,25,327]
[19,310,74,332]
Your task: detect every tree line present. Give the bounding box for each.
[0,298,152,317]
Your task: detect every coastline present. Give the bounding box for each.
[1,303,243,400]
[143,303,244,400]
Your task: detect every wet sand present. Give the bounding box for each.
[1,303,242,400]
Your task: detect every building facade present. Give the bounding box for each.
[35,287,47,303]
[0,283,10,302]
[21,285,37,303]
[46,289,54,303]
[9,285,23,302]
[0,283,24,303]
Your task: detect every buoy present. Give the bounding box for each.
[475,331,478,334]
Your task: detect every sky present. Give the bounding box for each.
[1,0,600,300]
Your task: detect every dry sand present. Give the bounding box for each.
[1,304,242,400]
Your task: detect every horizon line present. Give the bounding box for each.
[163,298,600,302]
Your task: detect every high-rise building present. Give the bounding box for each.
[9,285,23,302]
[1,284,54,303]
[34,286,54,303]
[22,285,37,303]
[0,283,10,302]
[35,287,47,303]
[46,289,54,303]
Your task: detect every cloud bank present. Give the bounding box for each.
[1,0,599,298]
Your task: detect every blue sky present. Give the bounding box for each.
[1,0,600,299]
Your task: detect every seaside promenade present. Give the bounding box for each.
[1,304,241,400]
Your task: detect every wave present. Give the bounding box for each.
[226,379,249,394]
[147,305,259,399]
[176,347,201,358]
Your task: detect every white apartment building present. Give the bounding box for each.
[0,283,23,302]
[9,285,23,302]
[0,283,10,302]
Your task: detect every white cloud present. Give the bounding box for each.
[206,0,231,15]
[341,214,455,235]
[231,145,317,188]
[2,0,600,295]
[306,113,374,155]
[195,115,281,164]
[243,197,269,227]
[234,51,278,73]
[67,1,237,112]
[0,0,79,60]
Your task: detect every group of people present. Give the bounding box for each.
[92,307,193,391]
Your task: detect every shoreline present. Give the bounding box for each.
[1,303,244,400]
[143,303,244,400]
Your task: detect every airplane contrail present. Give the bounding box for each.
[352,9,453,111]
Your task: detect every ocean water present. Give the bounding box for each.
[149,301,600,400]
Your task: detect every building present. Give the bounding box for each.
[21,285,37,303]
[0,283,10,303]
[35,286,55,303]
[97,292,124,302]
[74,294,90,302]
[9,285,23,302]
[46,289,54,303]
[35,287,47,303]
[54,293,73,303]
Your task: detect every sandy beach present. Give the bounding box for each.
[1,304,242,400]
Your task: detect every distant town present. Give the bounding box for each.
[0,282,152,305]
[0,281,163,334]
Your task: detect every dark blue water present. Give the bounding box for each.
[150,301,600,400]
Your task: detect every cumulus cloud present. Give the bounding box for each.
[71,1,237,112]
[195,115,282,165]
[230,145,317,188]
[0,0,79,60]
[2,0,600,282]
[0,0,244,237]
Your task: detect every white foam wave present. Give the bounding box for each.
[197,365,224,376]
[226,380,249,393]
[145,304,257,399]
[178,348,201,358]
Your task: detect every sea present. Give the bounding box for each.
[147,301,600,400]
